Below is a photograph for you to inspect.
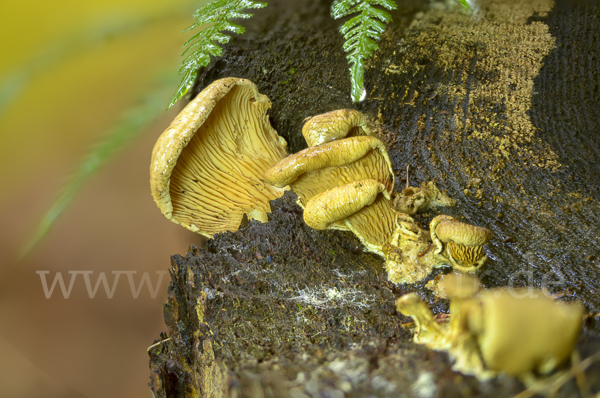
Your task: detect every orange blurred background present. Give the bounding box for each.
[0,0,209,396]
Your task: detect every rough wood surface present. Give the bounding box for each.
[148,0,600,396]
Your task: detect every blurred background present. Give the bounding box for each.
[0,0,210,396]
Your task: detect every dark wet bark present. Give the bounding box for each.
[149,0,600,396]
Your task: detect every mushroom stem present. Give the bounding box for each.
[396,293,449,349]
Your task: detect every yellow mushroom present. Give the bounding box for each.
[265,110,454,284]
[392,181,457,215]
[300,183,442,285]
[303,179,389,230]
[470,290,582,376]
[430,215,493,272]
[396,293,449,349]
[264,135,394,199]
[264,134,394,232]
[150,77,288,238]
[301,109,372,147]
[396,275,584,379]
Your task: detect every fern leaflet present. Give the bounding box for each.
[332,0,397,102]
[168,0,266,109]
[456,0,470,9]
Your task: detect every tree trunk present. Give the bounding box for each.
[148,0,600,396]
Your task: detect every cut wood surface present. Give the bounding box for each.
[149,0,600,396]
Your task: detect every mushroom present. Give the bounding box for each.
[301,109,372,147]
[265,111,450,284]
[392,181,457,215]
[264,110,490,284]
[396,275,584,379]
[396,293,449,349]
[265,114,396,241]
[470,290,582,376]
[150,77,288,238]
[264,135,394,209]
[302,179,390,230]
[430,215,493,272]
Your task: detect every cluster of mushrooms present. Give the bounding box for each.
[397,274,583,380]
[150,77,583,379]
[150,77,492,285]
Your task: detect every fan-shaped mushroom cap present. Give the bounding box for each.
[264,136,394,205]
[150,77,288,238]
[302,109,371,147]
[303,179,389,230]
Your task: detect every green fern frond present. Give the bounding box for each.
[331,0,397,102]
[168,0,267,109]
[456,0,470,9]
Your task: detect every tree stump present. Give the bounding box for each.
[148,0,600,396]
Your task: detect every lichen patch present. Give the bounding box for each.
[386,0,560,171]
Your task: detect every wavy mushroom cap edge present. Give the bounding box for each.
[150,77,288,238]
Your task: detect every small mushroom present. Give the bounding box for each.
[301,109,372,147]
[396,293,449,349]
[397,275,584,379]
[150,77,288,238]
[393,186,428,215]
[392,181,456,215]
[430,215,493,272]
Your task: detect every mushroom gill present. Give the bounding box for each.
[344,193,398,250]
[430,215,493,271]
[150,77,288,238]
